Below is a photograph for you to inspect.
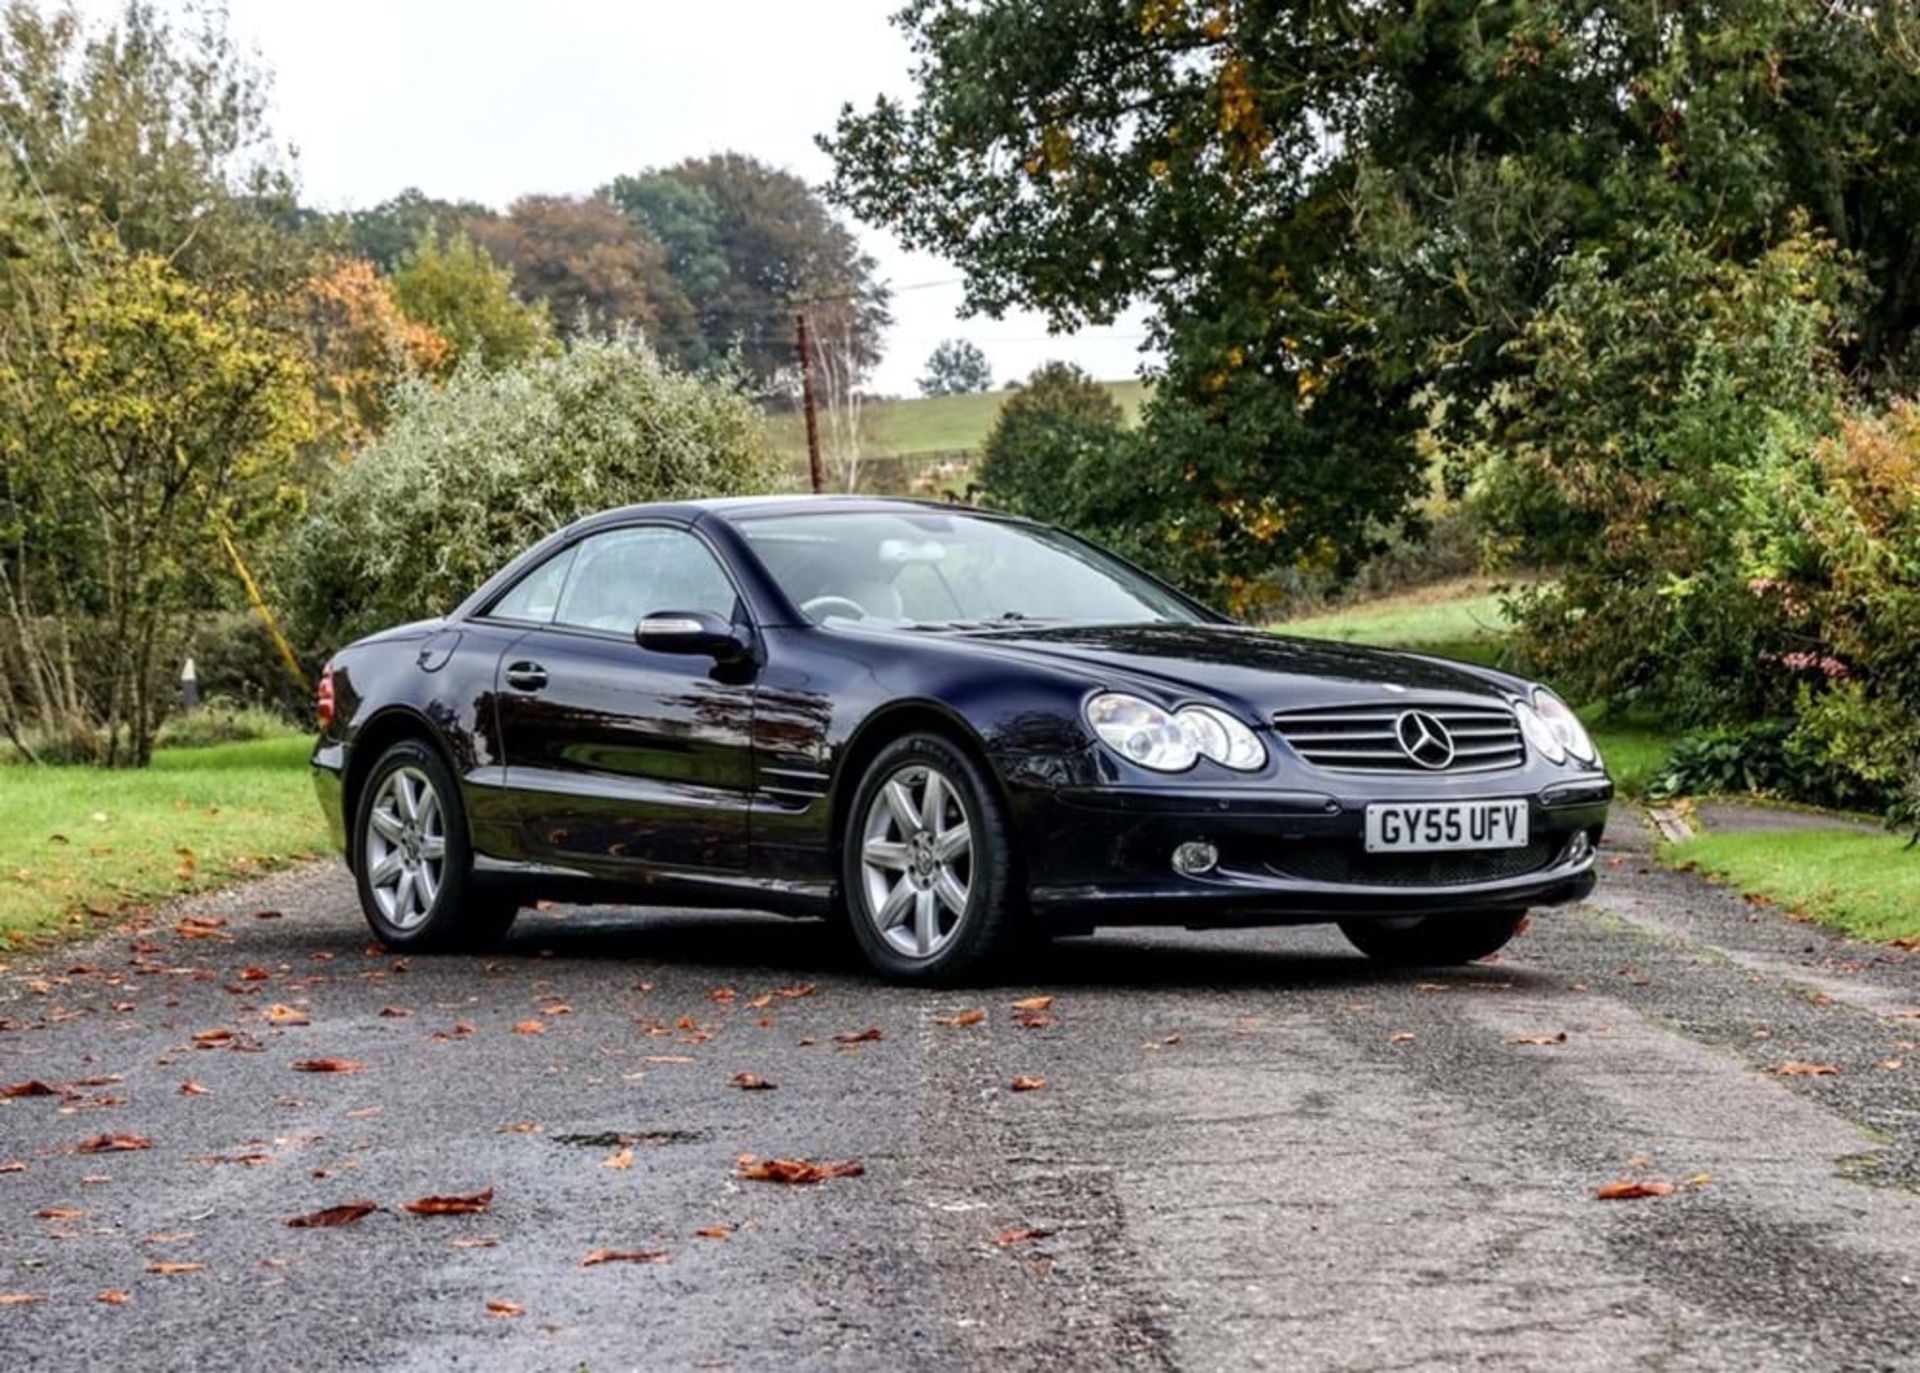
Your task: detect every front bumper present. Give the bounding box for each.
[1012,772,1611,928]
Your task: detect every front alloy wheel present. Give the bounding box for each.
[353,739,517,951]
[841,733,1017,983]
[364,766,446,931]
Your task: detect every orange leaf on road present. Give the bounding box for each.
[731,1073,776,1091]
[582,1248,670,1267]
[833,1027,883,1044]
[511,1020,545,1035]
[1775,1061,1840,1076]
[694,1225,734,1239]
[603,1148,634,1172]
[2,1080,60,1098]
[77,1133,150,1153]
[1510,1032,1568,1046]
[96,1290,129,1305]
[1010,1076,1046,1092]
[1011,996,1054,1012]
[937,1008,986,1027]
[485,1299,522,1318]
[995,1226,1055,1245]
[291,1059,364,1074]
[0,1294,45,1305]
[736,1156,863,1185]
[286,1201,378,1228]
[403,1188,494,1216]
[1595,1180,1676,1200]
[145,1261,206,1274]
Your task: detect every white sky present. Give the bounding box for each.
[85,0,1157,396]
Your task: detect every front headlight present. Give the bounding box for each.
[1085,693,1267,773]
[1513,699,1567,765]
[1532,688,1599,766]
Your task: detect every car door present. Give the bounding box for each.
[490,523,757,875]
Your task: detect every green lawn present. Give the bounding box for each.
[767,378,1151,463]
[1666,827,1920,944]
[0,734,326,943]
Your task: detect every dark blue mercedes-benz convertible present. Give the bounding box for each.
[311,496,1610,982]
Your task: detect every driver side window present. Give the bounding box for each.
[552,526,738,634]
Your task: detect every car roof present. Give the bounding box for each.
[571,493,1031,532]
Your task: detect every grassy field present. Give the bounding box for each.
[767,378,1151,463]
[1666,827,1919,944]
[0,734,327,943]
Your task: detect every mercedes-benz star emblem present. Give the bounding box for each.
[1394,710,1455,769]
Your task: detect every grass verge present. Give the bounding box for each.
[0,734,325,944]
[1665,827,1920,945]
[766,378,1150,462]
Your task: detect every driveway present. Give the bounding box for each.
[2,813,1917,1370]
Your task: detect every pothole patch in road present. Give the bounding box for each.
[548,1128,709,1149]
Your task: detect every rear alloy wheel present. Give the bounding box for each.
[353,740,518,951]
[842,733,1016,983]
[1339,910,1527,966]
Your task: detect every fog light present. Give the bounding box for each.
[1562,832,1594,865]
[1172,840,1218,877]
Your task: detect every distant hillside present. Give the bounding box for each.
[767,379,1151,467]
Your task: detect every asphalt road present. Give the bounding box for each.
[3,812,1918,1372]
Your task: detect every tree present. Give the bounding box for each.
[823,1,1920,606]
[919,339,992,396]
[605,154,891,388]
[345,188,494,272]
[389,229,552,373]
[469,195,697,355]
[280,335,781,651]
[978,362,1126,519]
[295,257,449,457]
[0,0,305,291]
[0,250,313,765]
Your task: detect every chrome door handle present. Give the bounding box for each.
[504,662,548,692]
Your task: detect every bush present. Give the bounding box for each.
[1651,721,1797,801]
[155,697,297,750]
[976,362,1128,518]
[280,335,781,651]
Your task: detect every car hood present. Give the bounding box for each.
[963,622,1516,715]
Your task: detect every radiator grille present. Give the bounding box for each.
[1271,702,1525,775]
[1269,839,1554,888]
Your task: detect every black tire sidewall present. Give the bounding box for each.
[352,739,487,950]
[1339,910,1526,966]
[839,732,1016,984]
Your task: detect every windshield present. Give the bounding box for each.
[734,510,1207,628]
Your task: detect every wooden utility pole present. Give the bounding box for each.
[795,311,824,493]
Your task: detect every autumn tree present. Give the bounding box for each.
[0,250,313,765]
[389,229,552,373]
[345,187,494,272]
[470,195,698,356]
[824,0,1920,607]
[605,154,890,387]
[294,257,449,457]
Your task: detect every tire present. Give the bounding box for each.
[839,731,1018,984]
[352,739,518,952]
[1339,910,1527,966]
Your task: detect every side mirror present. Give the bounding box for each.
[636,610,751,663]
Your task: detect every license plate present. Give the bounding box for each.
[1364,800,1529,854]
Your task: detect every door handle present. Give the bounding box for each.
[504,661,548,692]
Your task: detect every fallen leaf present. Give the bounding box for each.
[1878,1058,1905,1071]
[1011,996,1054,1012]
[485,1299,522,1318]
[731,1073,776,1091]
[403,1187,493,1216]
[495,1121,542,1135]
[746,993,773,1010]
[1016,1011,1058,1030]
[76,1133,150,1153]
[265,1004,310,1026]
[450,1236,499,1250]
[191,1028,235,1045]
[511,1020,546,1035]
[378,1005,411,1018]
[708,987,737,1003]
[735,1156,863,1185]
[1775,1061,1840,1077]
[36,1207,85,1221]
[290,1059,364,1074]
[96,1290,129,1305]
[179,1082,210,1096]
[1510,1032,1568,1046]
[1389,1032,1415,1044]
[1,1080,60,1098]
[286,1201,379,1228]
[1595,1180,1676,1200]
[776,984,816,999]
[238,967,272,981]
[145,1261,206,1274]
[994,1226,1054,1245]
[603,1148,634,1172]
[0,1294,45,1305]
[581,1248,670,1266]
[694,1225,734,1240]
[937,1008,986,1027]
[0,1162,25,1174]
[833,1027,883,1044]
[1010,1075,1046,1092]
